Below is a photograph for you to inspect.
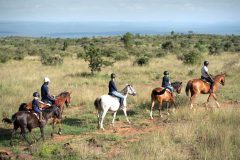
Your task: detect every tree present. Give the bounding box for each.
[82,45,113,75]
[121,32,133,49]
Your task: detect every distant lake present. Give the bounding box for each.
[0,21,239,38]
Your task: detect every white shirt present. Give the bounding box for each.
[201,66,209,78]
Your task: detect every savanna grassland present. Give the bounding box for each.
[0,34,240,160]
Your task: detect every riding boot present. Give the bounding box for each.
[119,98,124,109]
[209,83,214,93]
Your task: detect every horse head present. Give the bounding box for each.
[122,84,136,96]
[57,91,72,107]
[172,81,182,94]
[214,74,225,86]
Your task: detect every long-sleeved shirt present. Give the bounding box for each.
[108,80,118,93]
[162,75,170,88]
[41,83,53,102]
[32,99,41,114]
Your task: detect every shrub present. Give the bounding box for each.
[0,51,11,63]
[162,41,174,52]
[134,55,149,66]
[13,48,26,60]
[208,41,223,55]
[82,45,114,75]
[41,53,63,66]
[121,32,134,48]
[181,50,203,65]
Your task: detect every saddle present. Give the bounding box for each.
[108,93,121,102]
[200,78,211,85]
[160,87,171,93]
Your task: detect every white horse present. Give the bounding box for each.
[94,84,136,130]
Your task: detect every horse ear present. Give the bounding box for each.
[180,82,182,85]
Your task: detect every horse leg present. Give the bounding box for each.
[150,99,155,119]
[51,118,56,137]
[158,101,163,118]
[10,126,18,146]
[190,94,198,110]
[40,126,45,141]
[58,119,62,135]
[166,102,170,115]
[112,111,117,127]
[100,110,108,130]
[20,127,31,145]
[212,94,220,108]
[123,107,130,124]
[97,111,101,129]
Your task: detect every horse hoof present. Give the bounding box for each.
[51,133,54,137]
[167,112,170,116]
[58,132,62,135]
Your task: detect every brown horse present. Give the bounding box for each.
[150,81,182,119]
[185,74,225,109]
[2,106,61,145]
[19,91,71,114]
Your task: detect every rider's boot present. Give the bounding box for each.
[119,98,124,109]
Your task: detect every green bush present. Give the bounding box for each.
[41,53,63,66]
[180,49,203,65]
[13,48,26,60]
[134,55,149,66]
[0,51,11,63]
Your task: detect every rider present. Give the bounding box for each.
[32,92,44,124]
[201,60,214,93]
[108,73,125,109]
[162,71,173,96]
[41,77,55,105]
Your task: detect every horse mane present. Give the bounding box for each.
[58,91,71,97]
[120,84,130,95]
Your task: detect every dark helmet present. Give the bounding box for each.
[163,71,169,75]
[111,73,116,78]
[204,61,209,66]
[33,92,40,98]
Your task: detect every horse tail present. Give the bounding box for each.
[2,113,16,124]
[18,103,27,111]
[185,80,192,96]
[94,97,101,110]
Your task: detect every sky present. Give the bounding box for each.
[0,0,240,24]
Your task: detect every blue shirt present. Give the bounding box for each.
[162,75,170,88]
[41,83,53,101]
[108,80,118,93]
[32,99,41,114]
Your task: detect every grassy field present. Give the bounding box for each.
[0,52,240,159]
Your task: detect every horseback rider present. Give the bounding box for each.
[41,77,55,105]
[162,71,173,95]
[108,73,124,109]
[201,60,214,93]
[32,92,44,124]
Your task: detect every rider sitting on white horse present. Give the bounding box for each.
[108,73,124,109]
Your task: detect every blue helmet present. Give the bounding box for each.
[33,92,40,98]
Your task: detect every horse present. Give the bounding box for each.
[150,81,182,119]
[94,84,136,130]
[185,74,225,109]
[18,91,71,114]
[2,106,61,145]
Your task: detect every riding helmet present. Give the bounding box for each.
[111,73,116,78]
[163,71,169,75]
[204,61,209,66]
[44,77,50,83]
[33,92,40,98]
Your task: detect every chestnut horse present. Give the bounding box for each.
[19,91,71,114]
[2,106,61,145]
[150,81,182,119]
[185,74,225,109]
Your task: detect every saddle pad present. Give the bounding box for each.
[200,79,210,84]
[160,87,171,93]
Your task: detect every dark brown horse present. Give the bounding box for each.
[150,81,182,119]
[2,106,61,145]
[19,91,71,114]
[186,74,225,109]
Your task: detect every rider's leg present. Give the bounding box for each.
[111,91,125,108]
